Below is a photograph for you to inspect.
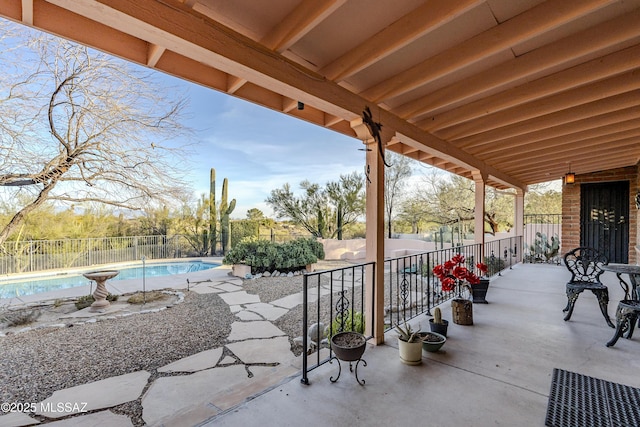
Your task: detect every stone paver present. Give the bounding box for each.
[243,303,289,320]
[158,347,224,373]
[141,365,247,426]
[226,336,294,365]
[189,285,223,294]
[214,283,243,292]
[227,321,286,341]
[10,266,310,427]
[45,411,133,426]
[225,278,244,286]
[235,310,263,321]
[0,412,39,427]
[219,291,260,305]
[270,294,303,309]
[35,371,150,418]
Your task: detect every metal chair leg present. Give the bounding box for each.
[593,289,614,328]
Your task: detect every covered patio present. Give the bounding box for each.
[206,262,640,426]
[1,2,640,425]
[3,0,639,344]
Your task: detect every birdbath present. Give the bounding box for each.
[83,270,119,312]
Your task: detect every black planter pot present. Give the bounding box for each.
[330,332,367,361]
[472,278,490,304]
[428,318,449,337]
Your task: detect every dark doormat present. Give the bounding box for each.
[545,368,640,427]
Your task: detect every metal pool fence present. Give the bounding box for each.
[0,235,194,275]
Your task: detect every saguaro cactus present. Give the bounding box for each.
[209,168,217,255]
[219,177,236,254]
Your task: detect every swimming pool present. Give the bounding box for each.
[0,261,220,299]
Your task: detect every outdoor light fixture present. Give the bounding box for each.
[564,164,575,185]
[564,172,575,185]
[297,101,304,110]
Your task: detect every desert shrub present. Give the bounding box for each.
[325,310,365,342]
[0,308,42,327]
[75,293,118,310]
[127,291,167,304]
[223,237,325,273]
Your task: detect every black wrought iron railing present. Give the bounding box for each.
[300,236,523,382]
[301,262,374,385]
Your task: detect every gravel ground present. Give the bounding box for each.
[0,292,233,426]
[0,271,331,426]
[0,261,417,425]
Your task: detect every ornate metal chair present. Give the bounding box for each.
[563,247,614,328]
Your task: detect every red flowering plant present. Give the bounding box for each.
[432,254,488,295]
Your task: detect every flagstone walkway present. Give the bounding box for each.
[0,272,326,427]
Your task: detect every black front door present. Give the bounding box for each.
[580,181,629,263]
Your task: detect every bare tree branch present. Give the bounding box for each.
[0,21,195,244]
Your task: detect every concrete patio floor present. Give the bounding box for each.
[206,262,640,427]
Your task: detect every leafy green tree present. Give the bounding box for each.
[266,172,365,239]
[384,152,413,238]
[139,205,174,236]
[177,194,211,255]
[246,208,265,221]
[397,197,430,234]
[415,171,516,236]
[525,183,562,214]
[326,172,365,239]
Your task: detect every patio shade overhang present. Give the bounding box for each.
[3,0,640,190]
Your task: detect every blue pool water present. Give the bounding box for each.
[0,261,220,299]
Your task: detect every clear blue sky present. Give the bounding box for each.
[161,74,366,219]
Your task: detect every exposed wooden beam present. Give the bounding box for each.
[451,89,640,147]
[320,0,483,81]
[21,0,33,24]
[481,119,640,161]
[397,10,640,120]
[226,76,247,94]
[514,148,639,177]
[46,0,523,189]
[225,0,344,95]
[261,0,346,52]
[492,132,640,169]
[361,0,615,102]
[147,43,165,67]
[439,69,640,140]
[463,106,640,155]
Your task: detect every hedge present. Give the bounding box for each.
[222,237,325,273]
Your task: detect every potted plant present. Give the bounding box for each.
[395,322,423,365]
[428,307,449,337]
[433,254,486,325]
[472,261,490,304]
[330,331,367,362]
[420,331,446,353]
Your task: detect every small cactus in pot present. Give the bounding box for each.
[429,307,449,337]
